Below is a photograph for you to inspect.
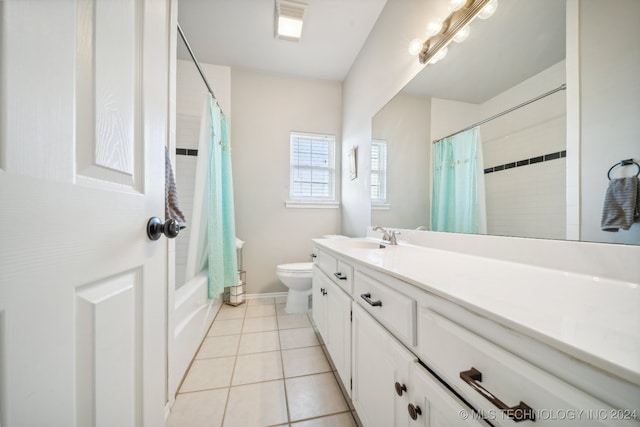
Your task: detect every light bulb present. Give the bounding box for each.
[453,25,470,43]
[429,47,448,64]
[426,21,444,37]
[448,0,466,12]
[477,0,498,19]
[408,38,424,56]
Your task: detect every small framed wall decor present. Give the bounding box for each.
[349,146,358,180]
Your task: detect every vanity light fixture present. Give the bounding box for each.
[411,0,497,65]
[477,0,498,19]
[275,0,307,42]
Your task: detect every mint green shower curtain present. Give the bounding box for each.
[206,96,238,298]
[431,127,486,234]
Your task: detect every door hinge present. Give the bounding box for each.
[350,378,353,390]
[350,309,352,322]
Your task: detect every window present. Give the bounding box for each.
[289,132,336,205]
[371,140,387,204]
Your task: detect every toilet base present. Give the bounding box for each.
[285,288,311,314]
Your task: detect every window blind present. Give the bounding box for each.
[371,140,387,202]
[290,132,336,201]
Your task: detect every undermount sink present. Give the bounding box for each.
[335,239,386,249]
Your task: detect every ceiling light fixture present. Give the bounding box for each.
[408,0,498,65]
[275,0,307,42]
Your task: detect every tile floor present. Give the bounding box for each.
[166,297,361,427]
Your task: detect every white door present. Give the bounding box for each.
[0,1,171,426]
[325,279,351,395]
[409,362,488,427]
[312,267,328,338]
[352,304,416,427]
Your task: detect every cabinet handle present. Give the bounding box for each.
[360,293,382,307]
[408,403,422,420]
[334,272,347,280]
[320,288,327,296]
[310,253,317,258]
[394,382,407,396]
[460,367,535,422]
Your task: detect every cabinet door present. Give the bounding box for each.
[325,278,352,395]
[312,266,328,339]
[352,304,416,427]
[408,362,487,427]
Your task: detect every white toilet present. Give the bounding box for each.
[276,262,313,314]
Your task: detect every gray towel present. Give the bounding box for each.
[601,176,639,232]
[166,147,187,228]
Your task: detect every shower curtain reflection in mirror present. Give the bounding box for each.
[431,127,487,234]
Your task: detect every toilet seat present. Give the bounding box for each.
[277,262,313,275]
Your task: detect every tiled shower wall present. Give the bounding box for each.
[481,61,567,240]
[174,114,199,289]
[174,60,231,290]
[483,117,566,240]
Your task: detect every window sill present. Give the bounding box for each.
[285,200,340,209]
[372,203,391,211]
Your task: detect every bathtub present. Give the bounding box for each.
[169,272,221,395]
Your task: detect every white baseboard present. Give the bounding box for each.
[245,291,288,300]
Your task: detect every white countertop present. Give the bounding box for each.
[313,237,640,386]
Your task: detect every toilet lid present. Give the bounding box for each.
[277,262,313,273]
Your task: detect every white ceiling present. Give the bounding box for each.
[177,0,566,104]
[177,0,388,82]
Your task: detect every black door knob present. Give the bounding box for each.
[408,403,422,420]
[395,382,407,396]
[147,217,181,240]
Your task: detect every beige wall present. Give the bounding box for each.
[372,93,431,229]
[341,0,444,236]
[578,0,640,244]
[231,69,343,294]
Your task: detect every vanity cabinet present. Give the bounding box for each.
[417,301,639,427]
[312,250,353,395]
[352,303,486,427]
[312,239,640,427]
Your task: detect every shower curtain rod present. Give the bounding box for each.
[433,83,567,143]
[177,22,224,115]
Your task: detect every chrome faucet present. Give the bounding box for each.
[372,225,400,245]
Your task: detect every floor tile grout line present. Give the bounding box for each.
[288,410,356,425]
[172,301,359,426]
[217,303,245,427]
[276,308,293,425]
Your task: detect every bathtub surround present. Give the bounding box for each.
[175,60,231,290]
[169,60,232,402]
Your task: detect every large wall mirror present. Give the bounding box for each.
[371,0,640,245]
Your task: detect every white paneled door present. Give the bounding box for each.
[0,1,172,426]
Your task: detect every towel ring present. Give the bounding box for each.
[607,159,640,180]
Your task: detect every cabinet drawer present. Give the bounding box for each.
[418,308,638,426]
[334,259,354,294]
[316,248,337,278]
[354,271,416,346]
[316,248,353,295]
